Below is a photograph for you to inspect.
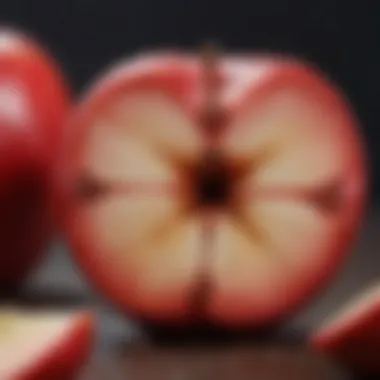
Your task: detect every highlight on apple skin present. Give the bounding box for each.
[56,48,367,328]
[0,27,71,289]
[309,283,380,374]
[0,307,95,380]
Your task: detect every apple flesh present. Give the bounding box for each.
[0,307,95,380]
[58,49,367,327]
[309,283,380,374]
[0,28,70,288]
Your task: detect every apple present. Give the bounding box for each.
[0,307,95,380]
[57,47,367,327]
[309,283,380,374]
[0,28,70,288]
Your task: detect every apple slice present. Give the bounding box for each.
[57,50,367,327]
[0,308,95,380]
[309,284,380,373]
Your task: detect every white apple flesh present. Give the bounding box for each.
[0,307,94,380]
[58,51,367,327]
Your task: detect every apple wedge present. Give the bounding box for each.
[0,308,95,380]
[310,283,380,373]
[57,49,367,327]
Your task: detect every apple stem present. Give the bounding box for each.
[196,42,231,209]
[200,41,225,138]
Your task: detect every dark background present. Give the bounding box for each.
[0,0,379,197]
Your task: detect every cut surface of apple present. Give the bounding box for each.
[0,307,94,380]
[58,50,367,326]
[310,283,380,373]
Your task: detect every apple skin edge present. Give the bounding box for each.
[0,28,71,289]
[8,312,95,380]
[309,285,380,375]
[55,52,368,329]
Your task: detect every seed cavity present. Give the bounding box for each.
[74,172,108,202]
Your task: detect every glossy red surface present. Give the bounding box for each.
[0,29,70,287]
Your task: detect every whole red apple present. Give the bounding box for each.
[310,283,380,374]
[0,28,70,288]
[0,307,95,380]
[57,47,367,327]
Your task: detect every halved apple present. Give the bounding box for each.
[310,283,380,373]
[0,307,95,380]
[57,50,367,327]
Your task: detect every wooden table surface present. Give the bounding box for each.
[10,210,380,379]
[81,345,348,380]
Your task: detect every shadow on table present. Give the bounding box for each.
[0,286,95,309]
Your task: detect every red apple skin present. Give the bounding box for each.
[310,287,380,374]
[0,28,70,288]
[57,53,367,328]
[10,312,95,380]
